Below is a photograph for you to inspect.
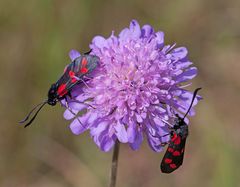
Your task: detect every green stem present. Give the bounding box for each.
[109,141,120,187]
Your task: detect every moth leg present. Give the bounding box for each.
[65,100,77,116]
[160,118,174,128]
[79,77,91,89]
[82,75,93,80]
[67,92,73,99]
[73,76,91,89]
[147,128,171,146]
[159,132,173,146]
[65,99,84,126]
[161,142,169,146]
[67,99,95,109]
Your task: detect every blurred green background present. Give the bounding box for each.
[0,0,240,186]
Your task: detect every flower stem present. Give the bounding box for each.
[109,141,120,187]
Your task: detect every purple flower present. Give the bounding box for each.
[64,20,200,152]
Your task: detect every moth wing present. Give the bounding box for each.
[161,135,187,173]
[55,56,83,98]
[55,55,99,98]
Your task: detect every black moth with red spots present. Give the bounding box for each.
[20,52,99,128]
[161,88,201,173]
[47,54,99,106]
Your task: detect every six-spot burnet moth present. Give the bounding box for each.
[19,51,100,128]
[160,87,201,173]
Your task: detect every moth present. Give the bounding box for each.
[20,51,99,127]
[161,88,201,173]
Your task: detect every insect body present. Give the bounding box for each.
[20,53,99,127]
[160,88,201,173]
[47,54,99,106]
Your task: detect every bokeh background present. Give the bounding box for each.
[1,0,240,186]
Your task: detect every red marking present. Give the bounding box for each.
[69,70,75,77]
[174,136,181,145]
[164,158,172,164]
[80,58,88,73]
[170,163,177,169]
[173,151,181,156]
[168,148,174,153]
[80,67,88,73]
[69,71,77,83]
[171,133,177,141]
[82,57,88,67]
[57,84,67,96]
[71,78,77,83]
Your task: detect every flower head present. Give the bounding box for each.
[64,20,200,152]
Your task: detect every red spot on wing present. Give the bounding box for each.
[80,67,88,73]
[164,158,172,164]
[57,84,68,96]
[80,58,88,73]
[69,71,77,83]
[173,151,181,156]
[174,136,181,145]
[170,163,177,169]
[168,148,174,153]
[171,133,177,141]
[69,70,75,77]
[82,57,88,67]
[71,79,77,83]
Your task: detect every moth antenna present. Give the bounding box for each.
[183,88,202,120]
[84,49,92,55]
[23,102,47,128]
[19,101,47,124]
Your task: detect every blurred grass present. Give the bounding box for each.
[1,0,240,186]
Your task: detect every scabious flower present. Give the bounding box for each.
[64,20,200,152]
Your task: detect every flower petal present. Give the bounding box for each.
[171,47,188,60]
[176,67,198,82]
[114,122,128,143]
[69,112,97,135]
[155,31,164,48]
[119,20,141,42]
[127,122,136,143]
[147,135,164,152]
[129,130,143,150]
[100,135,115,152]
[64,109,78,120]
[175,61,193,69]
[91,36,107,49]
[141,25,154,38]
[90,121,108,137]
[69,49,81,61]
[119,28,130,41]
[69,118,86,135]
[129,20,141,39]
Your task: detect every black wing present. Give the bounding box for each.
[160,134,187,173]
[55,55,99,98]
